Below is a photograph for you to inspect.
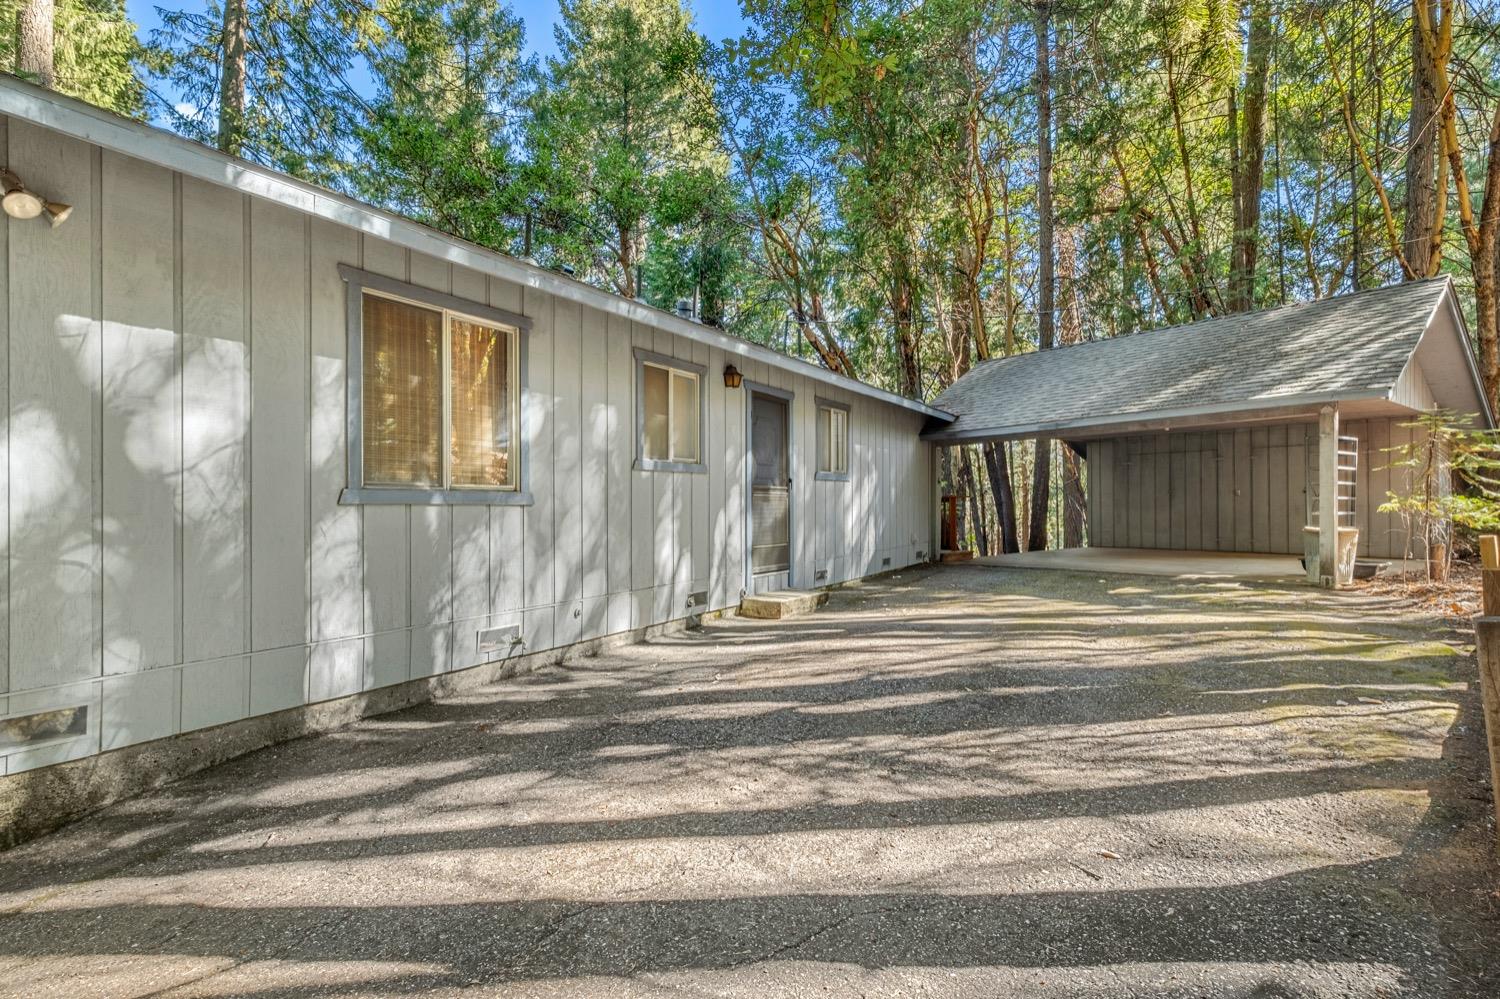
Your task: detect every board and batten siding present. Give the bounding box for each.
[1084,416,1433,560]
[0,118,934,776]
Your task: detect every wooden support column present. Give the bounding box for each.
[931,444,943,563]
[1318,405,1339,587]
[1484,535,1500,616]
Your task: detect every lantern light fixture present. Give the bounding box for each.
[723,364,743,389]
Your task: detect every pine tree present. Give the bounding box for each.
[354,0,534,253]
[529,0,719,298]
[151,0,372,182]
[3,0,144,115]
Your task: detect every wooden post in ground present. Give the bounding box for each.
[1476,539,1500,849]
[1472,614,1500,851]
[1483,535,1500,616]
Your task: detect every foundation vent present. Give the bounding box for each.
[1,705,88,750]
[477,624,522,654]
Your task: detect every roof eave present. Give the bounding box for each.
[0,75,951,422]
[920,389,1392,443]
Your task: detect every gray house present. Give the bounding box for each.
[0,76,947,820]
[926,278,1494,576]
[0,72,1486,843]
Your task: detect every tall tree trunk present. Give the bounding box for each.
[1230,0,1271,312]
[959,448,988,556]
[1471,106,1500,410]
[1418,0,1500,409]
[218,0,249,154]
[1057,227,1086,547]
[1491,217,1500,415]
[16,0,54,88]
[1027,1,1054,552]
[1402,0,1438,278]
[983,442,1020,554]
[1348,8,1362,290]
[1061,446,1084,547]
[892,267,922,396]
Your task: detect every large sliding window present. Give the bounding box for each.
[340,265,530,505]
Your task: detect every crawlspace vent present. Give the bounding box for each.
[1,705,88,749]
[477,624,522,654]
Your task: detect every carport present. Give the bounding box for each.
[923,278,1494,585]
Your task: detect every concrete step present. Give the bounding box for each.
[739,589,829,620]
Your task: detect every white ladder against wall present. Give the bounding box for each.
[1336,434,1358,525]
[1308,433,1359,527]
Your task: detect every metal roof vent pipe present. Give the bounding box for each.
[675,298,695,321]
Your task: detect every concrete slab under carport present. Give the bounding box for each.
[971,546,1305,580]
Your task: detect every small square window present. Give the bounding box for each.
[817,401,849,479]
[636,350,705,472]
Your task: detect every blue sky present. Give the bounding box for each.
[126,1,749,121]
[125,1,750,65]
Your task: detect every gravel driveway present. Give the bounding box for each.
[1,565,1496,997]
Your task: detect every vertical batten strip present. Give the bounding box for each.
[92,144,104,684]
[243,194,255,691]
[0,113,8,701]
[173,173,185,671]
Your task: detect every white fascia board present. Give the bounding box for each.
[0,76,952,422]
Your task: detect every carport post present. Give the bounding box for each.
[1318,405,1339,587]
[931,443,942,562]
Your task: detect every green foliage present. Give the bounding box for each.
[1,0,145,116]
[151,0,375,183]
[37,0,1500,419]
[526,0,722,295]
[353,0,534,253]
[1378,411,1500,564]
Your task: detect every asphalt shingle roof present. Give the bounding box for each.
[924,278,1453,441]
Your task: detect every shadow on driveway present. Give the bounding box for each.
[0,566,1495,997]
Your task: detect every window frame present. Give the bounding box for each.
[634,347,708,474]
[337,263,533,506]
[815,397,851,481]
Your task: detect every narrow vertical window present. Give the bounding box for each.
[817,400,850,479]
[643,363,671,460]
[449,317,515,488]
[670,370,700,463]
[363,295,443,486]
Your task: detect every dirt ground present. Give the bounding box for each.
[0,564,1496,998]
